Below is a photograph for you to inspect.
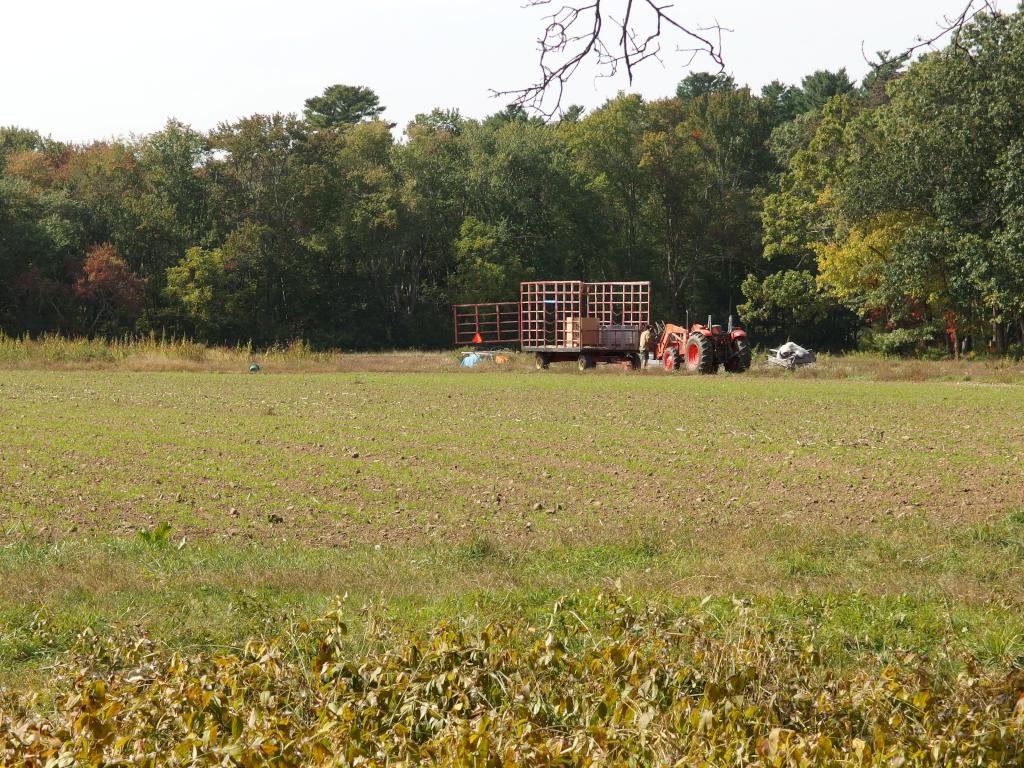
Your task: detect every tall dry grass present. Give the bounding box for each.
[770,350,1024,384]
[0,334,469,373]
[1,334,1022,381]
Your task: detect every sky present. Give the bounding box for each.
[1,0,1000,143]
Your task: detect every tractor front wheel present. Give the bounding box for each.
[662,347,679,372]
[726,337,752,373]
[684,334,717,374]
[535,352,550,370]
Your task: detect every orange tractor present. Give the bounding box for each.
[654,316,752,374]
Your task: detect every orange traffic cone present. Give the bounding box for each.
[472,332,482,344]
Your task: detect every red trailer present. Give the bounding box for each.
[453,281,649,370]
[452,301,520,346]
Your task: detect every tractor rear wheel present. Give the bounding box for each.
[662,347,679,371]
[684,334,717,374]
[535,353,549,370]
[726,337,752,373]
[578,352,594,371]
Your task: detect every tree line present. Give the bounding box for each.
[2,8,1022,354]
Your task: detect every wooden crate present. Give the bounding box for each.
[563,317,600,347]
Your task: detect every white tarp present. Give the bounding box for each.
[767,342,816,369]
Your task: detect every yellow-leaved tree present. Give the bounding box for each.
[816,211,925,309]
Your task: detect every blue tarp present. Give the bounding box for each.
[460,353,481,367]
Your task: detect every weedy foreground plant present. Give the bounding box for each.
[2,594,1022,766]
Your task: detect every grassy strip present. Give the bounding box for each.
[2,531,1022,686]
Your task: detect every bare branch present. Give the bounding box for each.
[499,1,995,121]
[903,0,997,57]
[493,0,725,119]
[859,1,997,75]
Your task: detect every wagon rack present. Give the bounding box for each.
[453,281,649,370]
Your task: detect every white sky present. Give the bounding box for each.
[1,0,1000,143]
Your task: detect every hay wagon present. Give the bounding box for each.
[453,281,650,370]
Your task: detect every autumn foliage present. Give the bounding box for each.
[2,594,1022,766]
[72,243,145,333]
[3,8,1024,352]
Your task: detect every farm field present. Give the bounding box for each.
[2,365,1024,761]
[2,366,1023,661]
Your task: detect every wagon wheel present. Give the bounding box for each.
[535,352,549,370]
[578,352,594,371]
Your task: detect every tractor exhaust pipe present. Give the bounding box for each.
[728,314,733,333]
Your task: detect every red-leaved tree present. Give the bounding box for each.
[73,243,146,334]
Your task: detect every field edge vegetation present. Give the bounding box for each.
[2,591,1022,765]
[2,334,1024,381]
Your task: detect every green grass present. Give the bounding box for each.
[2,369,1023,690]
